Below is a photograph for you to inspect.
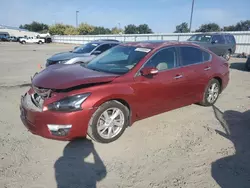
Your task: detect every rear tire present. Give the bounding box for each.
[199,79,221,106]
[245,61,250,71]
[223,50,231,61]
[21,41,26,44]
[87,100,129,143]
[38,41,43,44]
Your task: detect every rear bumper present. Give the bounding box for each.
[20,93,95,141]
[221,71,229,91]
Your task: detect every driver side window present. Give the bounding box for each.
[144,47,177,71]
[95,44,111,53]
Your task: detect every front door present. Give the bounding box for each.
[132,47,189,119]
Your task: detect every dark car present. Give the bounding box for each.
[246,56,250,71]
[8,36,18,42]
[187,33,236,61]
[46,40,120,67]
[20,41,229,143]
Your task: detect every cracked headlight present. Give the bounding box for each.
[47,93,91,112]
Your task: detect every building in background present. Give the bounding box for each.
[0,25,39,37]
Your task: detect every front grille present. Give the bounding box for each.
[31,93,44,109]
[32,86,51,98]
[23,93,42,112]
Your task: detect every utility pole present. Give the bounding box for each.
[189,0,195,32]
[76,11,79,28]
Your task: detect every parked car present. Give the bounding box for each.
[246,55,250,71]
[0,36,9,42]
[0,32,9,42]
[19,36,45,44]
[20,41,229,143]
[187,33,236,61]
[45,40,120,67]
[8,36,18,42]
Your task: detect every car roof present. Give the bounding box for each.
[192,32,233,36]
[121,40,201,49]
[90,39,120,45]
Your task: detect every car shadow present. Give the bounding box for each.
[54,139,107,188]
[211,105,250,188]
[229,62,248,72]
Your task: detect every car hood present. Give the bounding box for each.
[48,52,91,61]
[32,64,118,89]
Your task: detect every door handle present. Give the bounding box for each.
[204,67,211,71]
[174,75,183,79]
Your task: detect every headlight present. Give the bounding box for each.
[47,93,91,112]
[58,60,69,64]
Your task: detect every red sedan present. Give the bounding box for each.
[20,41,229,143]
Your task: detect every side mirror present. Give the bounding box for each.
[92,50,102,55]
[140,67,158,76]
[211,40,218,44]
[74,46,79,50]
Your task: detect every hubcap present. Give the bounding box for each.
[97,108,125,139]
[207,83,219,103]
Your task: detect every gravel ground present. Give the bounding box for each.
[0,42,250,188]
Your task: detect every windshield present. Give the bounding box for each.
[84,45,151,74]
[73,42,99,53]
[188,34,212,42]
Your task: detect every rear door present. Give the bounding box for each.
[210,35,227,56]
[178,46,213,103]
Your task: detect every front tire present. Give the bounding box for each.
[87,100,129,143]
[38,41,43,44]
[21,41,26,44]
[200,79,221,106]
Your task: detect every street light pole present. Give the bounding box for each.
[189,0,195,32]
[76,11,79,28]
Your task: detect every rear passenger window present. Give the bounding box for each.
[212,35,226,44]
[180,47,203,66]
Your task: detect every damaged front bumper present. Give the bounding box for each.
[20,92,93,141]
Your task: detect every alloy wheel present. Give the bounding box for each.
[207,83,219,104]
[97,108,125,139]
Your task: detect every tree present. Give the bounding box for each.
[174,22,189,33]
[91,26,111,35]
[111,27,123,34]
[64,26,79,35]
[49,23,67,35]
[195,23,220,32]
[223,25,236,31]
[234,20,250,31]
[137,24,153,34]
[77,23,94,35]
[124,24,138,34]
[19,21,49,32]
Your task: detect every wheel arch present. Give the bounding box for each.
[91,93,134,126]
[212,76,223,93]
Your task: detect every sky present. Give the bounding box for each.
[1,0,249,33]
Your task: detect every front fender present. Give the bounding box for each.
[91,85,135,109]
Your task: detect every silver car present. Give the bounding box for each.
[46,39,120,67]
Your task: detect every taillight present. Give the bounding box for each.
[223,61,229,68]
